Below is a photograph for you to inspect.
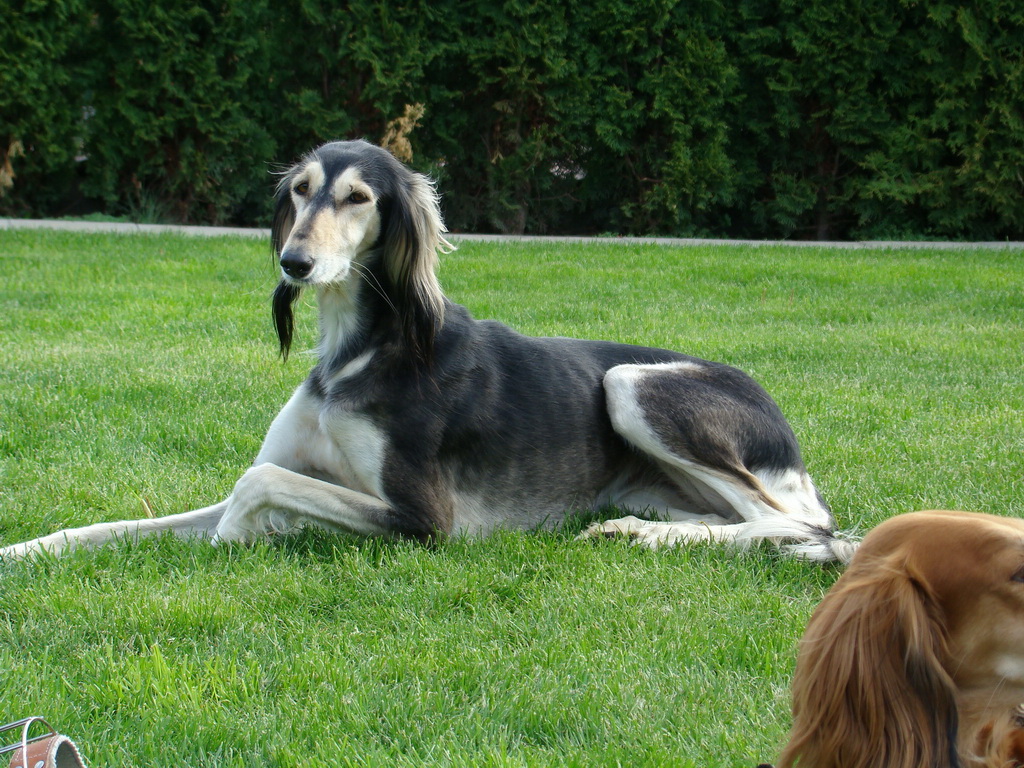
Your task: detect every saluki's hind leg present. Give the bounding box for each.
[587,361,850,562]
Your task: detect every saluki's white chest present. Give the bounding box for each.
[255,385,387,499]
[316,407,387,498]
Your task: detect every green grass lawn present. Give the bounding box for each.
[1,230,1022,766]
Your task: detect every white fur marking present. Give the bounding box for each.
[328,349,376,385]
[332,170,375,207]
[317,286,363,359]
[995,655,1024,685]
[291,161,325,199]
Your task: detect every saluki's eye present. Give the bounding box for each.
[1012,565,1024,583]
[347,190,369,204]
[294,181,309,196]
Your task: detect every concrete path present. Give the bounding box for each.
[2,217,1021,250]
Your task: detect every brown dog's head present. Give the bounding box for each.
[777,510,1024,768]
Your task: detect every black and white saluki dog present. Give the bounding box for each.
[0,140,856,563]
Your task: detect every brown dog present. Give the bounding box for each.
[775,510,1024,768]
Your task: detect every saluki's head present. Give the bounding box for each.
[270,139,448,361]
[777,510,1024,768]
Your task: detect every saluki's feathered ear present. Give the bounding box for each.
[382,170,450,362]
[777,561,960,768]
[271,177,296,258]
[271,174,300,359]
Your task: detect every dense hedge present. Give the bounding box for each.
[2,0,1021,239]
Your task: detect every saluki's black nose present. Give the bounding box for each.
[280,250,314,279]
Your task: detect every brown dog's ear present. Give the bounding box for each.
[777,562,959,768]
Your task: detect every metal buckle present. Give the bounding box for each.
[0,718,58,768]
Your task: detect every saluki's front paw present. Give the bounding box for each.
[211,508,301,546]
[578,515,651,541]
[209,525,247,547]
[210,504,259,545]
[211,465,277,545]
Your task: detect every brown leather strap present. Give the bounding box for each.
[2,719,86,768]
[7,734,86,768]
